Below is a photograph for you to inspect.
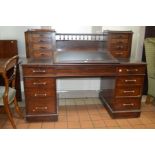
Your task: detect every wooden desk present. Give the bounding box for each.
[22,30,146,121]
[22,52,146,121]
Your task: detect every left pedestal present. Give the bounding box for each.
[22,65,58,122]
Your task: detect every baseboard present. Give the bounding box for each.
[58,90,100,98]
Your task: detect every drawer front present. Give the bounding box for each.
[30,37,52,43]
[110,39,129,44]
[116,76,144,86]
[113,98,141,111]
[25,87,56,97]
[116,86,141,97]
[117,66,145,75]
[32,43,52,50]
[26,97,56,114]
[55,65,116,77]
[32,51,53,58]
[30,32,53,38]
[110,43,128,51]
[110,51,129,58]
[110,34,129,39]
[24,77,55,88]
[23,66,55,77]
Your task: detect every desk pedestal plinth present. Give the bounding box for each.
[99,92,141,118]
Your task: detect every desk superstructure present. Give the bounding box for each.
[22,29,145,121]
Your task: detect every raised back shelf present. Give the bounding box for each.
[56,33,108,41]
[25,29,132,58]
[56,33,108,52]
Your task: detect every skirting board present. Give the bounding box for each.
[57,90,100,98]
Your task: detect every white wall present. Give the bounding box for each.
[53,26,92,33]
[0,26,41,57]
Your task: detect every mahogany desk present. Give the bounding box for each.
[22,51,146,121]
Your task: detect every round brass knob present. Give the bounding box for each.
[119,69,122,72]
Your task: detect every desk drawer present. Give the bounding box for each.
[25,87,55,97]
[117,66,145,75]
[110,39,129,44]
[24,77,55,88]
[113,98,141,111]
[32,43,52,50]
[55,65,116,76]
[116,76,144,86]
[32,51,53,58]
[26,97,56,114]
[110,51,129,58]
[30,33,53,38]
[30,37,52,43]
[23,66,55,77]
[110,34,129,39]
[110,43,128,51]
[116,86,141,97]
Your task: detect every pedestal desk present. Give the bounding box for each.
[22,30,146,121]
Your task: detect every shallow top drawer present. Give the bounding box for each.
[117,66,146,75]
[110,39,129,44]
[110,34,129,39]
[30,37,52,43]
[30,32,53,38]
[22,66,55,77]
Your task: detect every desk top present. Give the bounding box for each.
[54,51,119,64]
[21,51,146,66]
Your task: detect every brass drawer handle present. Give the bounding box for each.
[123,103,134,106]
[117,41,123,44]
[118,69,122,72]
[34,93,47,97]
[35,106,48,110]
[118,69,138,73]
[39,40,46,42]
[40,46,46,49]
[118,35,123,38]
[32,106,48,111]
[33,82,47,85]
[32,70,46,73]
[125,79,137,82]
[40,53,46,56]
[123,90,135,93]
[39,34,46,37]
[126,69,138,72]
[116,45,123,49]
[116,52,123,55]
